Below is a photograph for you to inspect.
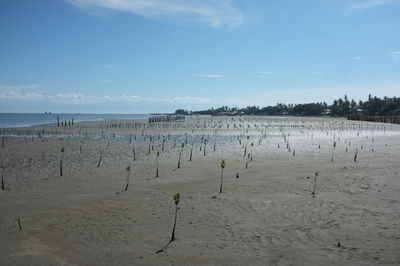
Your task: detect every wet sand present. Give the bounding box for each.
[1,116,400,265]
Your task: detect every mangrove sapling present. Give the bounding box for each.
[331,141,336,162]
[219,159,226,194]
[60,147,65,176]
[311,172,319,198]
[1,166,5,191]
[156,151,160,177]
[125,165,131,191]
[18,218,22,231]
[156,193,180,253]
[189,143,193,161]
[177,143,184,168]
[245,153,250,169]
[250,143,254,161]
[97,149,103,168]
[354,148,358,162]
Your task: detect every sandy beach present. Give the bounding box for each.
[1,116,400,265]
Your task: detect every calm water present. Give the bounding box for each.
[0,113,152,128]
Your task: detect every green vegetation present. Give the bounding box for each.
[175,95,400,117]
[156,193,181,254]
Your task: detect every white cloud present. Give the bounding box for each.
[353,56,365,60]
[311,72,324,75]
[65,0,246,30]
[254,71,277,75]
[346,0,400,13]
[389,50,400,60]
[192,74,224,78]
[0,88,140,105]
[0,84,42,92]
[143,96,248,106]
[0,87,253,108]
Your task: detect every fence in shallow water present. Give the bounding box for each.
[347,115,400,124]
[148,115,185,123]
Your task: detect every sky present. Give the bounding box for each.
[0,0,399,113]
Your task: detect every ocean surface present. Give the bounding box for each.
[0,113,152,128]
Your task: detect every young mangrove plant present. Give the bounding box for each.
[189,143,193,161]
[177,143,184,168]
[250,142,254,161]
[219,159,226,194]
[354,148,358,162]
[331,141,336,162]
[125,165,131,191]
[245,153,250,169]
[156,193,180,253]
[60,147,65,176]
[1,166,5,191]
[156,151,160,177]
[311,172,319,198]
[97,149,103,168]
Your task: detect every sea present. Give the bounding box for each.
[0,113,152,128]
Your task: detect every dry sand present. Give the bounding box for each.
[1,116,400,265]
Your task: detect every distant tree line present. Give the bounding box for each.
[175,95,400,117]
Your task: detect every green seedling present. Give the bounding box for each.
[156,193,181,254]
[125,165,131,191]
[219,159,226,194]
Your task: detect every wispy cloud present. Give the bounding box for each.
[311,72,324,75]
[353,56,366,60]
[65,0,246,30]
[346,0,400,13]
[0,84,43,91]
[254,71,277,75]
[192,74,224,78]
[0,90,141,105]
[389,50,400,60]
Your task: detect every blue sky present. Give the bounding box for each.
[0,0,399,113]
